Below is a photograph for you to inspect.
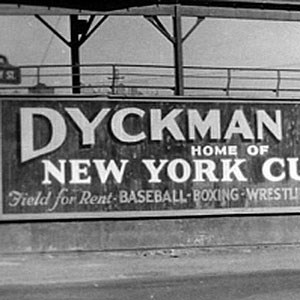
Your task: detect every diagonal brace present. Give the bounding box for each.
[79,15,109,46]
[145,16,174,43]
[36,15,109,49]
[35,15,70,46]
[182,17,204,43]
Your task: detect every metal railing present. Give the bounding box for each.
[2,63,300,97]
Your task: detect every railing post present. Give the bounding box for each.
[226,69,231,96]
[276,70,281,97]
[111,65,116,95]
[37,66,41,85]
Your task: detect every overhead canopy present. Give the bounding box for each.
[1,0,300,21]
[2,0,300,12]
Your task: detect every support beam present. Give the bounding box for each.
[70,15,81,94]
[145,6,204,96]
[36,15,108,94]
[173,5,184,96]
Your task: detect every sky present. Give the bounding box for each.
[2,15,300,69]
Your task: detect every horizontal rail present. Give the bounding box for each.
[2,63,300,97]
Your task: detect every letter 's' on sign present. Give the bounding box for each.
[20,108,67,162]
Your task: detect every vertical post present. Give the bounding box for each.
[276,70,281,97]
[37,66,41,85]
[226,69,231,96]
[70,15,81,94]
[173,5,184,96]
[111,65,117,94]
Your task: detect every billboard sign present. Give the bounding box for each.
[1,97,300,220]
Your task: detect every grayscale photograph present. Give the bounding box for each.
[1,1,300,299]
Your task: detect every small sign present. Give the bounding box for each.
[0,55,21,84]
